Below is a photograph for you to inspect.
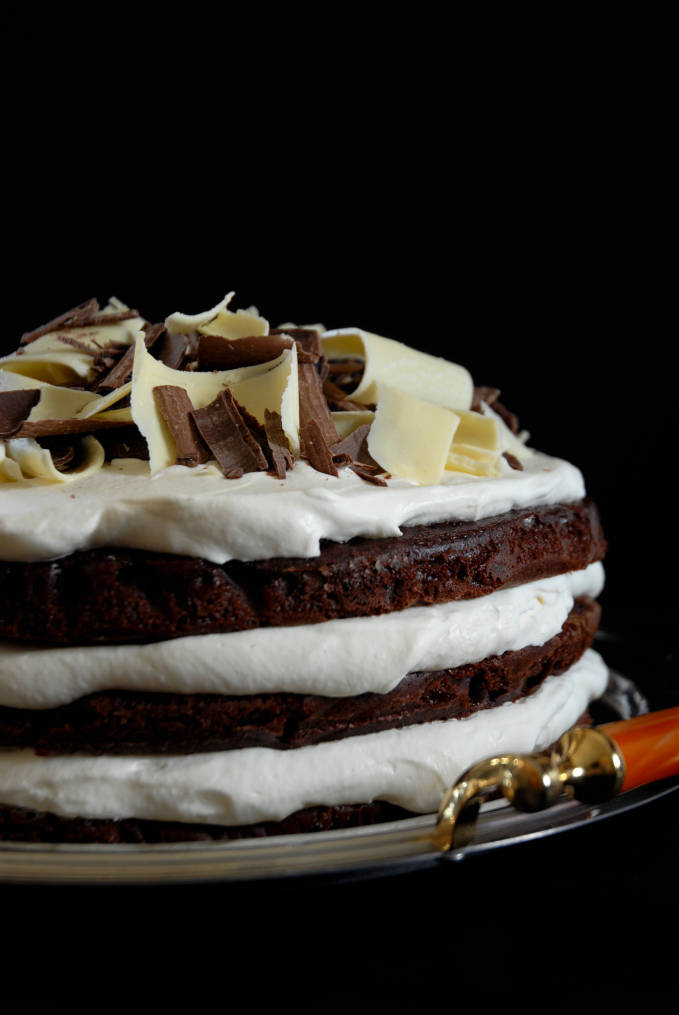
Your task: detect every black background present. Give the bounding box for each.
[2,27,676,996]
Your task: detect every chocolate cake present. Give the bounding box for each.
[0,293,608,842]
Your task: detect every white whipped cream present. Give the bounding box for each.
[0,453,585,564]
[0,563,604,709]
[0,651,608,825]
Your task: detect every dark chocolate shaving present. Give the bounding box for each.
[322,378,367,412]
[298,362,338,445]
[19,299,101,346]
[471,385,520,434]
[152,386,209,467]
[330,424,375,468]
[264,409,295,479]
[327,358,365,392]
[330,423,387,487]
[36,436,77,471]
[92,324,164,394]
[471,386,501,411]
[0,389,41,437]
[14,417,130,438]
[300,417,338,477]
[503,451,524,471]
[197,334,293,371]
[191,390,269,479]
[154,330,189,371]
[494,401,520,434]
[349,465,388,487]
[271,327,322,360]
[98,426,150,461]
[57,335,102,357]
[63,310,140,328]
[272,328,327,378]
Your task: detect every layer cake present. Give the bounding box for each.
[0,294,607,842]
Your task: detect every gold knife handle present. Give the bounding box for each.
[434,708,679,852]
[599,707,679,792]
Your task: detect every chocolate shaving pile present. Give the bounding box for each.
[11,301,529,487]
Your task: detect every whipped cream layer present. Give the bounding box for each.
[0,651,609,825]
[0,453,585,564]
[0,564,604,709]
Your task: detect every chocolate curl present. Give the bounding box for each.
[299,362,338,445]
[68,310,140,327]
[0,389,41,437]
[264,409,295,479]
[20,298,101,345]
[302,418,338,477]
[271,327,323,359]
[326,358,365,392]
[152,386,209,467]
[191,389,269,479]
[36,436,77,471]
[98,425,150,462]
[14,417,131,438]
[472,385,520,434]
[272,328,328,380]
[198,334,293,370]
[330,423,387,487]
[471,386,501,411]
[322,378,367,412]
[92,324,163,394]
[153,330,189,370]
[330,424,377,468]
[503,451,524,471]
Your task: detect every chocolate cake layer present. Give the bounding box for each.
[0,598,599,754]
[0,800,415,843]
[0,499,605,645]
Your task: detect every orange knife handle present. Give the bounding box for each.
[599,707,679,792]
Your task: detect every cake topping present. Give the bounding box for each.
[1,291,532,487]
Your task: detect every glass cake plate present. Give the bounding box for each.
[1,665,675,885]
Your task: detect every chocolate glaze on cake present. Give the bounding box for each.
[0,499,605,646]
